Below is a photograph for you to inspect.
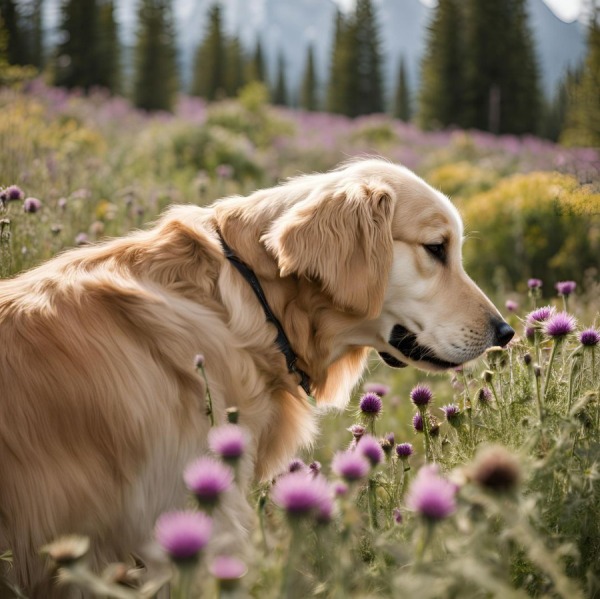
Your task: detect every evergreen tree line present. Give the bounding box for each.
[0,0,598,145]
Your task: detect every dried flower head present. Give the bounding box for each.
[410,383,433,407]
[41,536,90,566]
[555,281,576,297]
[359,392,383,416]
[331,450,370,482]
[183,456,233,509]
[357,434,384,466]
[155,511,212,562]
[406,465,457,521]
[469,445,522,494]
[579,328,600,347]
[543,311,577,338]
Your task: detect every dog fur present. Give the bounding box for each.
[0,158,510,596]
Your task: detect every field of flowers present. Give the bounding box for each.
[1,79,599,598]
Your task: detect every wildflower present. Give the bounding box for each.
[194,354,205,368]
[309,461,321,476]
[477,387,493,404]
[505,299,518,312]
[183,456,233,510]
[543,311,576,338]
[357,434,384,466]
[406,465,457,521]
[333,481,348,497]
[75,232,89,246]
[58,197,67,210]
[380,435,394,457]
[363,382,390,397]
[395,442,413,459]
[41,536,90,566]
[527,278,543,290]
[522,352,532,366]
[429,416,441,437]
[347,424,366,441]
[208,424,248,465]
[5,185,24,202]
[331,450,370,482]
[579,328,600,347]
[555,281,576,297]
[288,458,306,473]
[384,432,395,446]
[525,326,535,341]
[271,471,332,519]
[210,555,247,589]
[469,445,521,494]
[392,508,403,524]
[412,412,424,433]
[410,383,433,408]
[441,404,461,426]
[216,164,234,179]
[23,197,42,213]
[359,392,383,416]
[155,511,212,562]
[526,305,555,325]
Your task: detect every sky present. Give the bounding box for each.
[336,0,583,22]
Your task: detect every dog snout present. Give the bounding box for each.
[491,317,515,347]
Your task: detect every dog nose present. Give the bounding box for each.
[493,319,515,347]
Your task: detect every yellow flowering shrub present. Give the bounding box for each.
[426,161,499,199]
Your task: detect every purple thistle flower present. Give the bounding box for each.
[357,434,384,466]
[58,197,67,210]
[75,232,89,246]
[555,281,576,297]
[363,382,390,397]
[347,424,366,441]
[216,164,234,179]
[543,311,577,338]
[288,458,307,473]
[505,300,518,312]
[579,328,600,347]
[412,412,424,433]
[309,461,322,476]
[183,456,233,508]
[359,392,383,416]
[5,185,24,201]
[477,387,493,404]
[210,555,247,581]
[406,465,457,521]
[527,305,555,325]
[527,278,543,290]
[441,404,460,422]
[271,471,332,518]
[395,442,414,459]
[194,354,205,368]
[410,384,433,407]
[384,432,395,446]
[208,424,248,463]
[23,197,42,213]
[155,510,212,561]
[393,508,403,524]
[333,481,348,497]
[331,450,370,482]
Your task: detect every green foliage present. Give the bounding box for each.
[224,35,245,97]
[300,45,317,111]
[272,51,288,107]
[426,161,499,198]
[561,17,600,147]
[132,0,178,112]
[95,0,121,94]
[350,118,398,146]
[460,172,600,292]
[393,56,411,122]
[247,38,266,85]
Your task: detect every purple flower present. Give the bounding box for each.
[58,197,67,210]
[216,164,234,179]
[288,458,307,473]
[477,387,493,404]
[208,424,248,463]
[357,434,384,466]
[309,461,322,476]
[183,456,233,508]
[5,185,24,201]
[384,432,395,446]
[331,450,370,482]
[505,300,518,312]
[555,281,576,296]
[579,328,600,347]
[75,232,89,246]
[526,306,555,325]
[23,197,42,213]
[347,424,366,441]
[393,508,403,524]
[194,354,205,368]
[155,510,212,561]
[406,465,457,521]
[410,384,433,407]
[441,404,460,422]
[527,278,543,290]
[333,481,348,497]
[363,382,390,397]
[395,442,413,459]
[359,392,382,416]
[412,412,424,433]
[210,555,247,581]
[543,311,577,338]
[271,471,332,518]
[524,325,535,341]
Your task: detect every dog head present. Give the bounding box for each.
[263,158,514,373]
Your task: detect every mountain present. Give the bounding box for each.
[43,0,587,101]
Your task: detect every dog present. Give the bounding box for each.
[0,158,513,595]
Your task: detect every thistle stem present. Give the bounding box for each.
[198,364,215,427]
[543,340,561,401]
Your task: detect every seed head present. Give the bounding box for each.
[41,536,90,566]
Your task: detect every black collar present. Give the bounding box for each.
[217,232,313,401]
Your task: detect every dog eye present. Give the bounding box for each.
[424,243,446,263]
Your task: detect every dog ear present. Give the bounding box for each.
[264,178,394,318]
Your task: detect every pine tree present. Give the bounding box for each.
[191,3,225,100]
[0,0,24,65]
[394,56,411,121]
[353,0,384,115]
[54,0,99,91]
[272,50,288,106]
[24,0,43,68]
[224,35,244,97]
[96,0,120,93]
[418,0,464,129]
[561,12,600,146]
[300,44,317,111]
[133,0,178,112]
[247,38,265,83]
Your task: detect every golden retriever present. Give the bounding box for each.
[0,158,513,596]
